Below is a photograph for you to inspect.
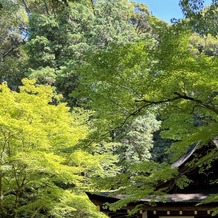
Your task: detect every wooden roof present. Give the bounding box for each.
[87,143,218,217]
[171,142,200,168]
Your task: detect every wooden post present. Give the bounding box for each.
[142,211,148,218]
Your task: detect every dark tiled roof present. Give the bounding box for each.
[88,192,210,204]
[157,193,208,203]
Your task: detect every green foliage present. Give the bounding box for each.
[189,33,218,56]
[175,175,193,189]
[24,0,156,106]
[114,114,161,165]
[179,0,218,35]
[0,0,28,88]
[76,18,218,211]
[201,195,218,216]
[106,162,178,211]
[0,79,106,217]
[88,0,137,46]
[130,3,151,36]
[24,2,93,105]
[1,0,218,216]
[74,41,153,128]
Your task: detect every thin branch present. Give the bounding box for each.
[135,95,181,105]
[90,0,95,14]
[43,0,50,15]
[30,206,43,218]
[174,92,218,115]
[21,0,30,13]
[136,92,218,115]
[85,92,218,146]
[1,47,15,61]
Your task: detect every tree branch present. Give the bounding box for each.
[1,47,15,62]
[174,92,218,115]
[135,92,218,115]
[135,95,181,105]
[85,91,218,146]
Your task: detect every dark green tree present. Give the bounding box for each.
[0,0,28,88]
[114,114,161,166]
[179,0,218,35]
[24,0,155,106]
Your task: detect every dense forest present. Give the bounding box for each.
[0,0,218,217]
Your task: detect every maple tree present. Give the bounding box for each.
[0,79,106,217]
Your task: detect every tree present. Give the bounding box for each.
[87,0,137,47]
[0,78,106,217]
[2,0,217,215]
[75,20,218,212]
[179,0,218,35]
[24,0,155,106]
[189,33,218,56]
[0,0,28,88]
[114,114,161,168]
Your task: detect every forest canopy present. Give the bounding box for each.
[0,0,217,217]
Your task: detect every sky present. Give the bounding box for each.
[134,0,213,23]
